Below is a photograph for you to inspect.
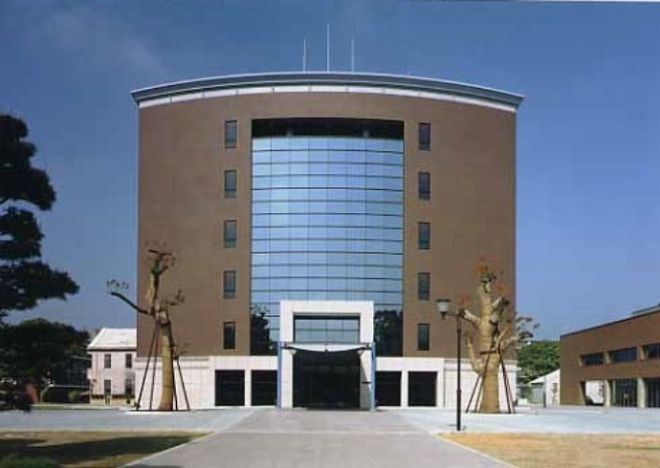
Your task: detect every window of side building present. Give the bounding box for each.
[417,323,430,351]
[224,322,236,350]
[419,123,431,151]
[224,220,237,248]
[418,222,430,250]
[224,170,237,198]
[225,120,237,149]
[418,272,430,301]
[224,271,236,299]
[104,353,111,369]
[125,353,132,369]
[608,347,637,364]
[418,172,430,200]
[643,343,660,360]
[580,352,604,366]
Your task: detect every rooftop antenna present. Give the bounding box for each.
[302,38,307,72]
[326,23,330,72]
[351,38,355,73]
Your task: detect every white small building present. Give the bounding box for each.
[87,328,136,406]
[530,369,561,406]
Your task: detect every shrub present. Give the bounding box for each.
[67,390,86,404]
[0,382,31,412]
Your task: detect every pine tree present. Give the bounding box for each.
[0,114,78,320]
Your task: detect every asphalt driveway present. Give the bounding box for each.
[128,410,507,468]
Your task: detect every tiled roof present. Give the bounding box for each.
[88,328,136,350]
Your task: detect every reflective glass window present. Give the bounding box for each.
[223,322,236,350]
[225,120,237,149]
[224,271,236,299]
[418,272,430,301]
[418,324,430,351]
[419,172,430,200]
[224,170,237,198]
[418,222,430,250]
[419,122,430,151]
[224,220,237,248]
[251,135,404,355]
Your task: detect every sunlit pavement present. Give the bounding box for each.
[392,406,660,434]
[4,406,659,467]
[0,407,256,432]
[127,410,507,468]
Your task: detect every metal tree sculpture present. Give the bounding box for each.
[107,248,184,411]
[458,262,535,413]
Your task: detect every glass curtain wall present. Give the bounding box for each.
[251,134,404,355]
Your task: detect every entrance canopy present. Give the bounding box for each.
[285,343,370,353]
[280,300,375,345]
[278,300,376,410]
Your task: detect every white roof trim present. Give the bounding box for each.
[138,84,517,113]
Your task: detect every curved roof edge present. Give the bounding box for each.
[131,72,524,109]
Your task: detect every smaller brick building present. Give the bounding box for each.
[87,328,136,406]
[560,304,660,408]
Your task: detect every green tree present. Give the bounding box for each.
[0,318,89,401]
[516,340,559,385]
[0,114,78,320]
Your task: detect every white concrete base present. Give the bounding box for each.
[135,355,516,411]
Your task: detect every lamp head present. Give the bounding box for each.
[436,298,451,319]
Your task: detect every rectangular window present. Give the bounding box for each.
[417,323,430,351]
[125,353,132,369]
[225,120,237,149]
[418,222,430,250]
[104,354,111,369]
[418,272,430,301]
[408,371,436,406]
[224,170,237,198]
[125,379,133,397]
[224,271,236,299]
[104,379,112,395]
[251,370,277,406]
[580,352,604,366]
[419,123,431,151]
[224,220,237,248]
[611,379,637,407]
[609,347,637,364]
[418,172,430,200]
[376,371,402,407]
[224,322,236,350]
[647,378,660,408]
[294,316,360,344]
[215,370,245,406]
[643,343,660,360]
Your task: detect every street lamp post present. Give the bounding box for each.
[437,298,462,432]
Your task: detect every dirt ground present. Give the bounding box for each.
[443,433,660,468]
[0,431,203,467]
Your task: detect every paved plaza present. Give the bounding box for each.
[3,406,660,467]
[394,406,660,434]
[127,410,506,468]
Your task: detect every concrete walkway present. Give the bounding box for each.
[129,410,507,468]
[393,406,660,434]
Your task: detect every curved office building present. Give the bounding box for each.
[132,72,522,409]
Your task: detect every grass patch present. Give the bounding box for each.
[443,433,660,468]
[0,431,205,468]
[0,454,59,468]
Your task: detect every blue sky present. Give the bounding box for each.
[1,0,658,339]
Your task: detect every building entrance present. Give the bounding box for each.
[293,349,360,409]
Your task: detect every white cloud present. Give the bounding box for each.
[37,3,167,79]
